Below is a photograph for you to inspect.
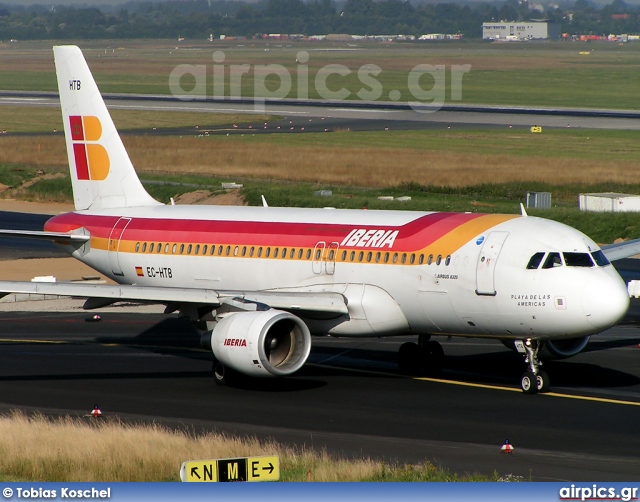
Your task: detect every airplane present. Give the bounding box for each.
[0,44,637,394]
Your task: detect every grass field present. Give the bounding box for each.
[2,40,640,109]
[0,412,500,482]
[0,106,275,134]
[2,127,639,188]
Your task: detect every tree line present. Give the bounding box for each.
[0,0,639,41]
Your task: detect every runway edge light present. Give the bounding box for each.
[180,455,279,482]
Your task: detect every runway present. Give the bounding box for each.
[3,92,640,132]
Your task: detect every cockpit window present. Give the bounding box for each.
[591,250,611,267]
[526,252,545,270]
[563,252,594,267]
[541,252,563,269]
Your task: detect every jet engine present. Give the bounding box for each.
[501,335,591,359]
[542,336,591,359]
[201,310,311,379]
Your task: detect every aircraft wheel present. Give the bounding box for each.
[213,360,235,386]
[536,369,550,393]
[521,371,538,394]
[397,342,422,375]
[425,341,444,376]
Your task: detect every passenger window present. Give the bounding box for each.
[564,252,594,267]
[226,246,231,256]
[384,253,389,263]
[242,246,247,257]
[315,249,321,260]
[218,245,223,255]
[258,247,263,257]
[367,252,372,263]
[187,244,192,255]
[542,252,562,269]
[234,246,239,256]
[172,244,177,254]
[410,254,415,264]
[401,254,407,264]
[329,250,335,260]
[142,243,147,253]
[250,247,254,257]
[350,251,356,261]
[135,242,140,252]
[203,245,208,255]
[358,251,364,262]
[445,255,451,266]
[419,254,424,265]
[436,255,442,265]
[592,250,610,267]
[180,244,184,254]
[266,248,271,258]
[157,243,161,253]
[149,243,154,253]
[341,250,347,261]
[526,252,545,270]
[298,249,303,259]
[290,249,295,259]
[306,249,311,260]
[282,248,286,258]
[195,245,200,255]
[165,244,170,254]
[428,254,433,265]
[392,253,398,263]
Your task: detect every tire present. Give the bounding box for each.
[425,341,444,376]
[536,369,550,393]
[398,342,422,375]
[213,360,231,386]
[521,371,538,394]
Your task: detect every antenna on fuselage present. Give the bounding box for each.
[261,195,269,208]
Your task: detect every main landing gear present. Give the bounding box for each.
[397,334,444,376]
[519,338,550,394]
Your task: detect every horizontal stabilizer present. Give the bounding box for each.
[0,229,90,242]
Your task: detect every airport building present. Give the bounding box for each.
[482,22,560,40]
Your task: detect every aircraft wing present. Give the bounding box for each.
[0,281,348,315]
[601,239,640,262]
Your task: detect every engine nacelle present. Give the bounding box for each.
[203,310,311,378]
[542,336,591,359]
[501,335,591,359]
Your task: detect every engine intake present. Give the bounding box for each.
[202,310,311,378]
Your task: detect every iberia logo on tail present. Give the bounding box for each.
[69,116,110,181]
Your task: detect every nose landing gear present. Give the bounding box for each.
[518,338,550,394]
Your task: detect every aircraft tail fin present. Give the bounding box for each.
[53,45,161,211]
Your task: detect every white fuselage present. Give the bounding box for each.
[45,204,630,341]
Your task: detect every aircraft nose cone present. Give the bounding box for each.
[582,274,629,330]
